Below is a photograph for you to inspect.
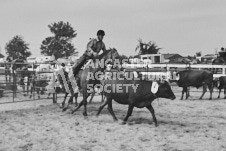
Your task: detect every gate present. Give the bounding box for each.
[0,62,57,104]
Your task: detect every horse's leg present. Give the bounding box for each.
[200,84,207,100]
[72,101,83,114]
[62,95,73,112]
[89,91,95,104]
[71,93,91,114]
[83,89,88,116]
[74,93,78,106]
[61,92,68,108]
[96,97,109,116]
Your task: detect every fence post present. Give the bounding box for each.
[33,63,35,100]
[12,65,15,102]
[53,93,56,103]
[223,66,225,75]
[56,93,57,103]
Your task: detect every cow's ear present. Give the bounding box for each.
[159,79,165,84]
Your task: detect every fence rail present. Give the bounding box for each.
[0,62,57,104]
[1,62,226,104]
[124,63,226,78]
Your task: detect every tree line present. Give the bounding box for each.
[1,21,164,61]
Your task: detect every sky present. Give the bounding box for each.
[0,0,225,58]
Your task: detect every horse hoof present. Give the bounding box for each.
[62,108,67,112]
[60,103,65,108]
[120,121,126,125]
[83,112,88,116]
[114,118,118,122]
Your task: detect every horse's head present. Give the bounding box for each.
[97,48,121,70]
[98,48,120,62]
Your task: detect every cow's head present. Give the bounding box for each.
[155,80,176,100]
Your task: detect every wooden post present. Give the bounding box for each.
[223,66,225,75]
[33,63,35,100]
[56,93,57,103]
[166,64,170,71]
[12,66,15,102]
[53,93,57,103]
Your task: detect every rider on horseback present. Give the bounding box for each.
[71,30,107,89]
[72,30,106,75]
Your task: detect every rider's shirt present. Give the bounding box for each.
[87,38,106,55]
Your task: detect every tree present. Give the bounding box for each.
[135,39,161,55]
[5,35,31,60]
[187,55,193,60]
[0,54,4,58]
[40,21,78,59]
[120,54,128,60]
[0,47,4,58]
[196,51,202,57]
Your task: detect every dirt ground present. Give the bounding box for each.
[0,87,226,151]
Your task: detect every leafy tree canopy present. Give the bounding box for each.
[5,35,31,60]
[196,51,202,57]
[0,54,4,58]
[135,39,161,55]
[40,21,78,59]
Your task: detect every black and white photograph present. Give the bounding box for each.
[0,0,226,150]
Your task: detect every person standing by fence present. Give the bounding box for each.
[5,56,12,83]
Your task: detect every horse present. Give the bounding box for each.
[58,69,104,108]
[69,48,120,116]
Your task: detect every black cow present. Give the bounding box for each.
[176,70,213,100]
[213,76,226,99]
[96,74,176,127]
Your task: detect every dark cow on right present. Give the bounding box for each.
[213,76,226,99]
[176,70,213,100]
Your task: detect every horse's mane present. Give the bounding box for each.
[97,48,117,60]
